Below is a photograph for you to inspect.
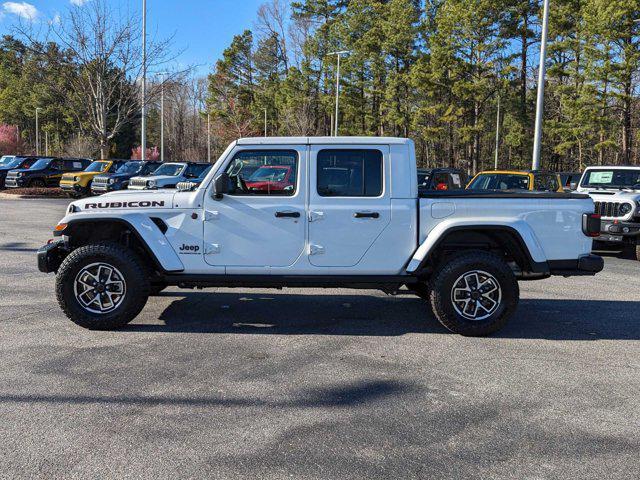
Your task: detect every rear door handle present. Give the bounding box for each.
[275,211,301,218]
[354,212,380,219]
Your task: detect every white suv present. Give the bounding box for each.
[576,166,640,260]
[128,162,209,190]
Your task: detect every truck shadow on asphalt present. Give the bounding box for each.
[123,292,640,340]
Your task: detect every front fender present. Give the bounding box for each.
[406,219,547,273]
[57,212,184,272]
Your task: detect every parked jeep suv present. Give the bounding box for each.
[0,156,40,189]
[576,166,640,260]
[467,170,563,192]
[60,159,127,198]
[128,162,210,190]
[5,157,91,189]
[92,160,162,195]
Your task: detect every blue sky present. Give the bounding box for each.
[0,0,265,75]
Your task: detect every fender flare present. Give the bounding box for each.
[56,213,184,273]
[406,220,548,274]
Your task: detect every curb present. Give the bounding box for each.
[0,192,67,200]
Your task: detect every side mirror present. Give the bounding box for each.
[569,182,578,190]
[213,173,230,199]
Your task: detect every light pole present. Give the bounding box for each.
[328,51,349,136]
[494,96,501,170]
[35,107,41,155]
[207,112,211,162]
[156,72,168,161]
[532,0,550,170]
[264,108,267,137]
[141,0,147,160]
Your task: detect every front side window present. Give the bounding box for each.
[317,149,383,197]
[141,162,160,174]
[185,164,209,178]
[224,150,298,196]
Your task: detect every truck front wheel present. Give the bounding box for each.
[429,251,519,336]
[55,242,150,330]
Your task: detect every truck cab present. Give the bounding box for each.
[38,137,602,336]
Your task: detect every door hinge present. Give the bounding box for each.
[308,211,324,222]
[204,210,219,222]
[204,243,221,255]
[309,244,324,255]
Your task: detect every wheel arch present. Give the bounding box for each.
[407,224,549,277]
[58,215,184,273]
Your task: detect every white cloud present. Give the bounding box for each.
[70,0,89,5]
[2,2,39,21]
[50,12,61,25]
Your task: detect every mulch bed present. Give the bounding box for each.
[0,187,67,198]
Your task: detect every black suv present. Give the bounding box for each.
[91,160,162,195]
[417,168,468,191]
[5,157,92,189]
[0,156,40,189]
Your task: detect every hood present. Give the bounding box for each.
[67,189,176,213]
[132,174,179,182]
[582,189,640,202]
[8,167,42,175]
[95,172,137,181]
[62,171,101,180]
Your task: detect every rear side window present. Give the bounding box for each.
[534,174,559,191]
[317,149,383,197]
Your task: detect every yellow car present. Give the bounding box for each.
[59,160,126,198]
[467,170,564,192]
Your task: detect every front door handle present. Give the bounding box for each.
[354,212,380,219]
[275,211,301,218]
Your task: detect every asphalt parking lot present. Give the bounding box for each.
[1,197,639,480]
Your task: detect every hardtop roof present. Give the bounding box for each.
[236,136,413,146]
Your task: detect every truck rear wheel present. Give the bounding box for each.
[55,242,150,330]
[429,251,519,336]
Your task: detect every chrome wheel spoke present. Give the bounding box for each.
[451,270,502,321]
[74,262,127,314]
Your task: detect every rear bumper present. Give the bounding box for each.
[548,254,604,277]
[37,240,68,273]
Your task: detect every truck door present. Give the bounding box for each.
[203,146,307,268]
[308,145,391,267]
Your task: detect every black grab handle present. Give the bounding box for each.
[275,211,301,218]
[354,212,380,219]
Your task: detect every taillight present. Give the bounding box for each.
[582,213,601,238]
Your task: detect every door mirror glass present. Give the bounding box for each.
[213,173,231,199]
[569,181,578,190]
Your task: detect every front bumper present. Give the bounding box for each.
[4,177,25,188]
[597,219,640,242]
[60,182,85,193]
[548,254,604,277]
[37,239,68,273]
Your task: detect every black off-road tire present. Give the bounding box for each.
[429,251,519,336]
[29,178,46,188]
[55,242,150,330]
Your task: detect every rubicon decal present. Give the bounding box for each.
[84,201,165,209]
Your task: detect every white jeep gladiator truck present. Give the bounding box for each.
[575,166,640,260]
[38,137,603,336]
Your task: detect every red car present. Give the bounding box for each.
[245,165,295,194]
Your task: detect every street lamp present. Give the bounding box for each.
[207,112,211,163]
[532,0,550,170]
[156,71,169,161]
[141,0,147,160]
[35,107,41,155]
[328,51,349,136]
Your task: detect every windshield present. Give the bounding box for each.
[0,155,15,166]
[116,161,143,174]
[152,163,184,176]
[1,157,25,168]
[580,169,640,189]
[248,166,288,182]
[468,173,530,190]
[29,158,54,170]
[85,161,110,173]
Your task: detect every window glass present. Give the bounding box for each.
[468,173,530,190]
[534,174,558,191]
[224,150,298,196]
[185,164,209,178]
[317,149,383,197]
[153,163,184,176]
[432,172,450,190]
[580,169,640,189]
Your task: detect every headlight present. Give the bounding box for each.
[108,178,116,184]
[619,202,633,216]
[74,176,80,182]
[147,180,156,188]
[16,172,23,177]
